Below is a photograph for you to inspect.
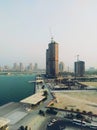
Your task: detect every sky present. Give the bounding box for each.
[0,0,97,70]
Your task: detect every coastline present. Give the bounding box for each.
[0,74,35,106]
[33,82,36,94]
[0,75,47,130]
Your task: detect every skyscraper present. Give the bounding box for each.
[46,38,59,77]
[74,61,85,77]
[19,62,24,72]
[27,63,33,72]
[13,63,18,71]
[59,62,65,73]
[34,63,38,71]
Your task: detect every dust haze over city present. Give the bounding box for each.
[1,1,97,130]
[0,0,97,70]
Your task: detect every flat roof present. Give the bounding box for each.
[20,91,45,105]
[0,117,10,128]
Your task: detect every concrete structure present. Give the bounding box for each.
[59,62,64,73]
[20,91,46,106]
[74,60,85,77]
[46,38,59,78]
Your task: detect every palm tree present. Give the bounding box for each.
[64,106,67,110]
[87,111,93,121]
[82,110,87,121]
[64,106,68,116]
[76,108,80,113]
[70,108,74,119]
[82,110,87,115]
[71,108,74,112]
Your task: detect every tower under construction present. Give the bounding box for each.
[46,38,59,78]
[74,55,85,77]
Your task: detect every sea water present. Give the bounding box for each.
[0,74,35,106]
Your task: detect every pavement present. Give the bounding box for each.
[7,82,53,130]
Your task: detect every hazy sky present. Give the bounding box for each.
[0,0,97,69]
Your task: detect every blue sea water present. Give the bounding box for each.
[0,74,35,106]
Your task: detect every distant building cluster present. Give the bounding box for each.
[13,62,34,72]
[0,63,43,73]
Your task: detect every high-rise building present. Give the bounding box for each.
[34,63,38,71]
[46,38,59,77]
[74,61,85,77]
[3,65,9,71]
[19,62,24,72]
[59,62,65,72]
[28,63,33,71]
[13,63,18,71]
[26,63,33,72]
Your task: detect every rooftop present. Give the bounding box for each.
[20,91,45,105]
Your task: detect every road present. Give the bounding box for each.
[9,82,53,130]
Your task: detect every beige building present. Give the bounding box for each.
[46,38,59,77]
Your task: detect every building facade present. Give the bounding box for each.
[74,61,85,77]
[46,39,59,77]
[34,63,38,71]
[19,62,24,72]
[59,62,64,73]
[13,63,18,71]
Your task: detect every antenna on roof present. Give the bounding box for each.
[49,27,54,43]
[77,54,79,61]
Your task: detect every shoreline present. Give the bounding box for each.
[0,74,36,106]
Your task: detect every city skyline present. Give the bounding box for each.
[0,0,97,69]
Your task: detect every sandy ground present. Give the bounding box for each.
[49,91,97,115]
[80,82,97,87]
